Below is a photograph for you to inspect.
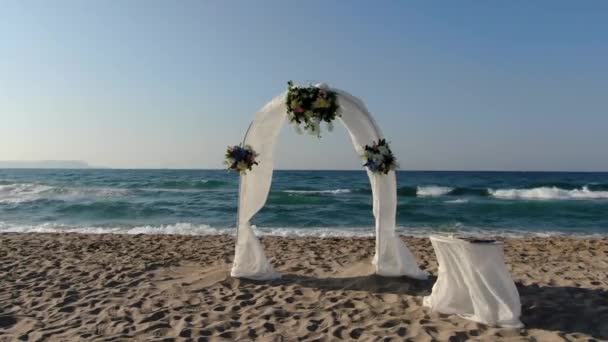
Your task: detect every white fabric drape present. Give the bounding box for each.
[230,86,427,280]
[423,235,523,328]
[336,90,427,279]
[230,93,286,280]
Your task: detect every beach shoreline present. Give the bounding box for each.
[1,233,607,341]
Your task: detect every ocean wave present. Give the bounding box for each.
[128,179,231,191]
[267,192,335,205]
[125,223,229,235]
[284,186,481,198]
[417,186,453,197]
[0,183,129,204]
[284,189,351,195]
[0,183,54,203]
[55,201,177,219]
[587,183,608,191]
[282,184,608,200]
[447,187,490,197]
[156,179,229,190]
[1,222,606,239]
[526,182,608,191]
[397,186,417,196]
[0,222,229,235]
[253,226,374,238]
[490,186,608,200]
[445,198,469,204]
[413,184,608,200]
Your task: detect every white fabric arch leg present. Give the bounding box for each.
[337,90,427,279]
[370,172,428,279]
[231,222,280,280]
[230,93,286,280]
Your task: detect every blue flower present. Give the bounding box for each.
[364,159,378,172]
[234,147,246,159]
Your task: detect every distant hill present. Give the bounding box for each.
[0,160,97,169]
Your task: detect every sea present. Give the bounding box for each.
[1,169,607,238]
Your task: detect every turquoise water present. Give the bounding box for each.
[1,169,607,237]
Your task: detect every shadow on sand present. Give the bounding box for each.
[274,273,436,296]
[517,283,608,339]
[240,274,608,339]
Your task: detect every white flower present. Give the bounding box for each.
[236,161,248,171]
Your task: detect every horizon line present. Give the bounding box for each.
[1,167,607,173]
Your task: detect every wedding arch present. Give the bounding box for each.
[229,83,427,281]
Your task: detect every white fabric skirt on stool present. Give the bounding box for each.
[423,235,523,328]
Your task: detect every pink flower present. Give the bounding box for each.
[294,106,304,113]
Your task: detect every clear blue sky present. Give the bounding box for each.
[1,1,607,171]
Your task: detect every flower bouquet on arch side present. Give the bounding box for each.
[224,145,259,173]
[285,80,340,137]
[361,139,398,174]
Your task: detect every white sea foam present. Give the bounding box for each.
[0,183,129,203]
[490,186,608,200]
[416,186,453,197]
[445,198,469,204]
[126,223,229,235]
[284,189,351,195]
[0,183,54,203]
[0,222,230,235]
[1,222,605,239]
[252,226,374,238]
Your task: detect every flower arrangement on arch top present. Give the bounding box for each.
[285,80,340,137]
[362,139,398,174]
[225,145,259,173]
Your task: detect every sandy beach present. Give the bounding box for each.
[1,233,607,341]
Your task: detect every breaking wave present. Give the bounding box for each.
[282,184,608,201]
[0,222,229,235]
[0,179,232,204]
[416,186,453,197]
[445,198,469,204]
[3,181,608,205]
[1,222,605,238]
[489,186,608,200]
[0,183,129,204]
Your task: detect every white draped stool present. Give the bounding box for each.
[423,235,523,328]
